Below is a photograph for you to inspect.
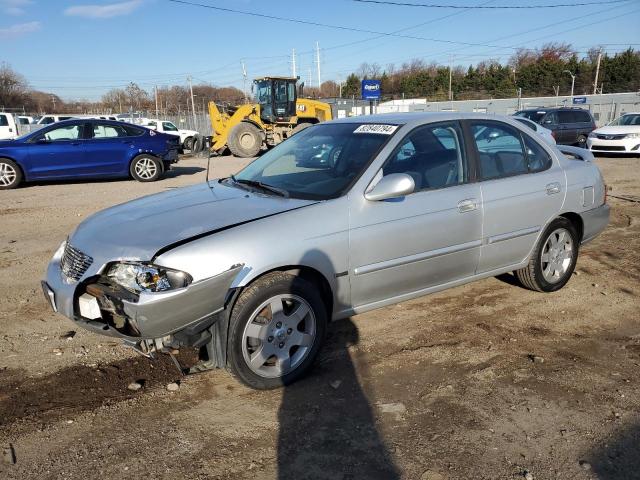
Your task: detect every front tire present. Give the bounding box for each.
[130,155,162,182]
[227,272,327,390]
[227,122,262,158]
[0,158,23,190]
[183,136,194,151]
[577,134,587,147]
[515,217,579,292]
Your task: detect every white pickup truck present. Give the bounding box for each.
[0,112,19,140]
[143,119,199,150]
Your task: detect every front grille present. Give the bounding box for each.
[592,145,626,151]
[60,242,93,281]
[597,134,626,140]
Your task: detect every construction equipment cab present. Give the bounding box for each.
[208,76,332,158]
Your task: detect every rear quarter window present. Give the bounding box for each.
[0,115,8,127]
[575,110,592,123]
[123,125,145,137]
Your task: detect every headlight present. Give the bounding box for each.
[625,133,640,139]
[588,132,597,138]
[107,262,192,293]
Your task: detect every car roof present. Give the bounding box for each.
[326,111,531,128]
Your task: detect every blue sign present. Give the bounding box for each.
[361,79,381,100]
[573,96,587,104]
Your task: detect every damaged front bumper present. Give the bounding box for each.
[42,255,243,351]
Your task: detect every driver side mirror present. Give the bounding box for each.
[365,173,415,201]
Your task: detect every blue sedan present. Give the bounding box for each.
[0,119,180,189]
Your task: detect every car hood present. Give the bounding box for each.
[593,125,640,135]
[69,181,317,262]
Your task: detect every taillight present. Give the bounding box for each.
[551,131,556,139]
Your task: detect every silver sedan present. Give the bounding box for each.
[43,113,609,389]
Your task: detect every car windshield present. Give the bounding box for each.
[609,114,640,126]
[514,110,546,122]
[228,123,396,200]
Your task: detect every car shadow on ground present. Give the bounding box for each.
[164,165,205,178]
[277,317,400,479]
[586,421,640,479]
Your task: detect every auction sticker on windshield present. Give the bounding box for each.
[354,124,398,135]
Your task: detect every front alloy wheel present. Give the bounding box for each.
[227,272,327,389]
[242,294,317,379]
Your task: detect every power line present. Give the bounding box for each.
[352,0,630,8]
[165,0,571,52]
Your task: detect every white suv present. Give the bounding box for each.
[587,112,640,155]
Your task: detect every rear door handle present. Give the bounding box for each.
[457,198,478,213]
[546,182,561,195]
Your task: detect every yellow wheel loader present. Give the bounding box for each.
[208,76,332,158]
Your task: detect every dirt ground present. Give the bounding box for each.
[0,153,638,480]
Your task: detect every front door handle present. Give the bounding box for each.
[546,182,561,195]
[457,198,478,213]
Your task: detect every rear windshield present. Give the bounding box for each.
[229,123,397,200]
[514,110,546,122]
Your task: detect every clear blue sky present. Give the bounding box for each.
[2,0,639,101]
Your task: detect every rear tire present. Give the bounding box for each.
[130,155,162,182]
[228,123,262,158]
[515,217,579,292]
[226,272,327,390]
[0,158,23,190]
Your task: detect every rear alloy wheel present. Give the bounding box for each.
[228,122,262,158]
[130,155,162,182]
[515,217,579,292]
[0,159,22,190]
[227,272,327,389]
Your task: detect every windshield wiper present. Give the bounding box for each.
[230,175,289,197]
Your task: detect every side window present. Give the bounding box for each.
[522,134,552,172]
[93,123,126,138]
[38,124,82,141]
[383,122,466,191]
[162,122,178,132]
[576,110,591,123]
[0,115,8,127]
[40,116,54,125]
[542,112,558,126]
[558,110,574,124]
[471,122,527,180]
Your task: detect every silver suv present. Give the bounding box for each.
[43,113,609,389]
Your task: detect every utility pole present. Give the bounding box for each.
[291,48,297,78]
[315,41,321,89]
[154,85,159,117]
[593,50,602,95]
[564,70,576,103]
[448,55,453,101]
[241,61,248,103]
[188,75,197,130]
[553,85,560,107]
[51,95,56,111]
[308,68,312,91]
